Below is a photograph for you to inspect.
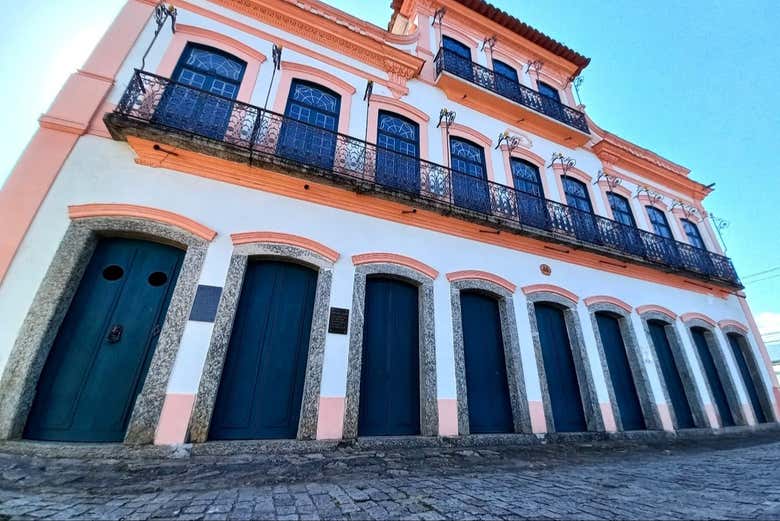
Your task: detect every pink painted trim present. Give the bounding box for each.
[231,232,340,262]
[600,402,617,432]
[521,284,579,304]
[446,270,517,293]
[154,393,195,445]
[680,312,717,327]
[366,94,430,161]
[352,253,438,279]
[273,62,356,134]
[552,164,601,213]
[437,398,458,436]
[657,402,674,431]
[0,1,154,285]
[529,400,546,433]
[636,305,677,320]
[156,24,266,104]
[717,320,749,334]
[442,123,497,182]
[316,396,345,440]
[68,204,217,241]
[583,296,633,313]
[738,296,780,418]
[596,179,631,220]
[704,403,719,428]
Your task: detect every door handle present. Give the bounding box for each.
[107,324,123,344]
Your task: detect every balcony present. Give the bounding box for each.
[105,70,740,288]
[434,48,590,146]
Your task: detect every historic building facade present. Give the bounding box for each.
[0,0,777,446]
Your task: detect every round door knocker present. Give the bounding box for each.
[540,264,552,276]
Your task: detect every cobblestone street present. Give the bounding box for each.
[2,432,780,520]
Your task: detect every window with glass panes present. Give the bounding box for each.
[563,177,594,213]
[681,219,706,249]
[607,192,636,227]
[537,81,560,102]
[646,206,674,239]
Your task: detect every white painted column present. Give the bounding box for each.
[433,275,457,435]
[514,295,545,433]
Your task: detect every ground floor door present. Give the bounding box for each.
[727,334,768,423]
[535,303,587,432]
[595,313,646,430]
[358,277,420,436]
[690,327,735,427]
[461,291,513,434]
[648,321,695,429]
[24,238,184,442]
[209,260,317,440]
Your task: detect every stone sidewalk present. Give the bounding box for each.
[2,432,780,520]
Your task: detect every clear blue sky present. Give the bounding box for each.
[1,1,778,335]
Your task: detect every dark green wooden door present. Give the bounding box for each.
[595,313,646,430]
[535,303,587,432]
[647,320,695,429]
[690,327,735,427]
[727,333,767,423]
[461,291,513,433]
[209,260,317,440]
[359,277,420,436]
[24,238,183,442]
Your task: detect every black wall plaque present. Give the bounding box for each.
[189,285,223,322]
[328,307,349,334]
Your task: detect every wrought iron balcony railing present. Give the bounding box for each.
[434,48,589,134]
[110,70,739,287]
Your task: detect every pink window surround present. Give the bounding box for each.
[583,295,633,313]
[351,253,438,279]
[68,203,218,241]
[156,24,266,104]
[272,62,356,135]
[500,145,552,198]
[521,283,579,304]
[552,164,600,213]
[442,123,497,182]
[230,231,340,262]
[446,270,517,293]
[638,196,686,241]
[671,207,712,251]
[717,320,749,334]
[437,26,480,61]
[679,312,717,327]
[636,304,677,321]
[366,94,430,161]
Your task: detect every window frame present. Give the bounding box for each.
[562,177,594,214]
[646,206,674,239]
[681,218,707,250]
[607,192,637,227]
[537,81,561,103]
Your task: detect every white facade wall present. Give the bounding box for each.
[0,0,773,441]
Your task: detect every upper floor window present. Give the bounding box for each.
[646,206,673,239]
[681,218,706,249]
[537,81,561,103]
[493,59,519,82]
[157,43,247,139]
[376,111,420,194]
[443,36,471,60]
[278,80,341,169]
[608,192,636,227]
[450,136,491,213]
[563,177,593,214]
[510,158,544,197]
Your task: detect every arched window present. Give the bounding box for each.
[562,177,593,214]
[376,111,420,194]
[511,158,548,229]
[278,80,341,169]
[510,158,544,197]
[646,206,673,239]
[537,81,561,102]
[681,218,706,249]
[493,59,520,99]
[442,36,473,80]
[450,136,490,213]
[156,43,247,139]
[608,192,636,227]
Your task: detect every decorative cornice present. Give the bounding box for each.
[209,0,423,81]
